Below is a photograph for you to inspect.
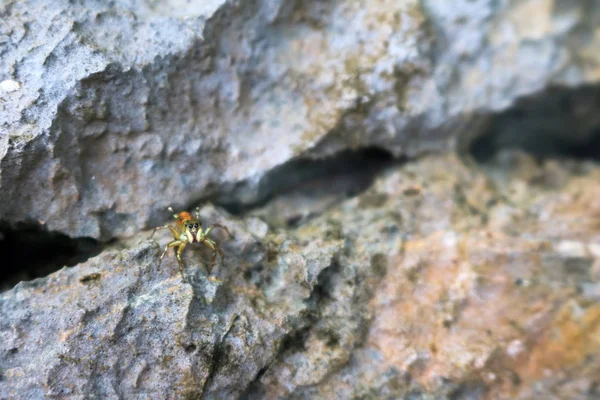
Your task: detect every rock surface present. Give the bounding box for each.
[0,204,346,399]
[2,0,600,239]
[2,152,599,399]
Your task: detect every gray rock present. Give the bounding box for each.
[2,153,600,399]
[2,0,600,240]
[0,206,346,398]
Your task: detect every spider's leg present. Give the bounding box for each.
[176,242,187,281]
[151,225,169,238]
[201,239,219,273]
[167,226,179,239]
[206,223,233,238]
[151,225,179,239]
[159,240,183,266]
[214,241,225,265]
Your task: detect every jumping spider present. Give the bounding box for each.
[151,207,232,281]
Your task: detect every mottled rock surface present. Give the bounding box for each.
[2,0,600,397]
[2,0,600,239]
[2,152,599,399]
[249,152,600,399]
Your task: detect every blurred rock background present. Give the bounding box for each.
[0,0,599,398]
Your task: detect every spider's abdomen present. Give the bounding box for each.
[176,212,193,228]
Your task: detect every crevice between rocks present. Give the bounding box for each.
[2,83,600,294]
[0,147,395,293]
[467,83,600,163]
[0,222,104,292]
[212,146,399,216]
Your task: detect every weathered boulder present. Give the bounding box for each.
[2,152,599,398]
[1,0,599,239]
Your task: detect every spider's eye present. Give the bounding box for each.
[188,224,194,229]
[194,224,198,228]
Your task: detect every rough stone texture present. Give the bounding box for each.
[0,204,345,399]
[2,152,599,399]
[248,152,600,399]
[2,0,600,239]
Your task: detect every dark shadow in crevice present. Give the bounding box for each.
[0,222,104,292]
[0,148,395,292]
[213,146,399,216]
[469,84,600,163]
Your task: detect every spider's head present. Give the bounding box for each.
[182,219,201,235]
[170,209,202,234]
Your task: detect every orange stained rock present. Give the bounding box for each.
[367,229,581,392]
[516,302,600,381]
